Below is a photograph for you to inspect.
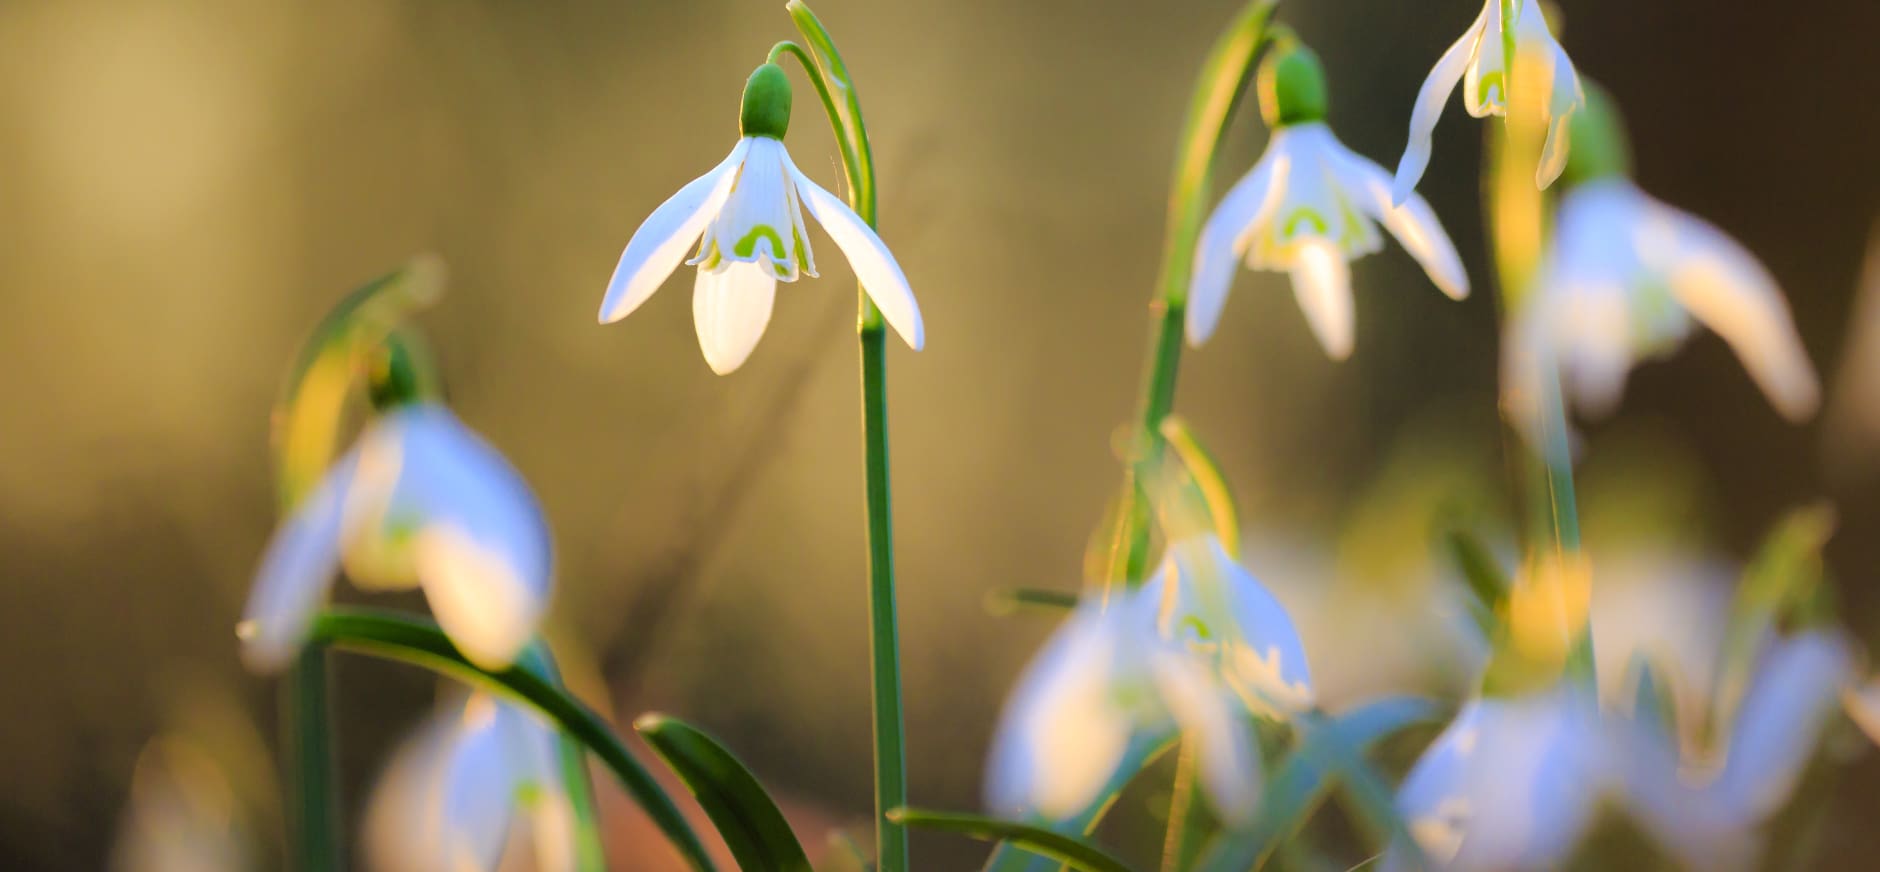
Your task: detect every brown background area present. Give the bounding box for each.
[1,0,1876,868]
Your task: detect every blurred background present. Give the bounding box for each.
[1,0,1877,868]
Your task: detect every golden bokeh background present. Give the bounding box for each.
[1,0,1876,867]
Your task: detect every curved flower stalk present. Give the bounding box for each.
[1393,0,1584,202]
[1189,43,1468,358]
[365,692,575,872]
[240,402,552,673]
[1502,90,1819,445]
[1383,686,1611,872]
[1615,632,1856,870]
[599,63,922,374]
[985,583,1262,827]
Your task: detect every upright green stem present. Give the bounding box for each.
[284,648,338,872]
[1103,0,1278,587]
[779,5,907,867]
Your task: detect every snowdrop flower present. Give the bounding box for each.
[1617,632,1855,870]
[1502,87,1819,442]
[365,692,575,872]
[599,63,923,374]
[1392,0,1584,202]
[1157,535,1315,718]
[1383,687,1611,872]
[239,403,551,673]
[985,582,1262,827]
[1190,45,1468,358]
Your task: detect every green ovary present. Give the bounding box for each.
[1477,71,1506,109]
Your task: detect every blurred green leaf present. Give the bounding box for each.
[1194,697,1445,872]
[1442,525,1509,638]
[890,808,1138,872]
[635,714,813,872]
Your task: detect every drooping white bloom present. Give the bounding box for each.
[1393,0,1585,202]
[599,135,924,374]
[1616,632,1855,870]
[1189,122,1469,358]
[365,692,575,872]
[239,403,551,673]
[1157,536,1315,718]
[1384,688,1611,872]
[984,583,1261,826]
[1503,180,1820,442]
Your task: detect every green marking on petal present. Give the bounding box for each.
[1283,209,1329,239]
[1477,71,1505,109]
[734,224,789,261]
[1181,615,1214,642]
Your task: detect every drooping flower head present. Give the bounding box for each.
[1502,89,1819,444]
[984,582,1261,827]
[1393,0,1585,202]
[240,401,552,673]
[1189,43,1468,358]
[599,63,923,374]
[365,692,575,872]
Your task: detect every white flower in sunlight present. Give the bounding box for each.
[366,692,575,872]
[239,403,551,673]
[1383,688,1611,872]
[985,584,1263,827]
[1503,180,1820,441]
[1188,122,1469,358]
[1393,0,1584,201]
[1617,631,1855,870]
[597,135,923,374]
[1157,535,1315,718]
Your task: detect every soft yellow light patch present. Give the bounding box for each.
[1506,552,1592,668]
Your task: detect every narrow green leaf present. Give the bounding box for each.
[304,608,715,872]
[1442,525,1509,627]
[984,588,1080,617]
[635,714,814,872]
[890,808,1139,872]
[1194,697,1444,872]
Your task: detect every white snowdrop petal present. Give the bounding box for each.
[1288,238,1355,359]
[1189,150,1284,346]
[1332,144,1470,299]
[1716,632,1853,823]
[1461,0,1508,119]
[985,604,1140,821]
[1393,3,1488,204]
[1151,651,1261,827]
[363,700,461,872]
[788,163,925,350]
[1554,284,1636,417]
[416,524,545,672]
[440,696,522,871]
[600,139,750,323]
[239,451,369,673]
[691,261,779,375]
[1659,209,1821,420]
[1533,40,1583,191]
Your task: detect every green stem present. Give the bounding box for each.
[1104,0,1278,586]
[306,608,716,872]
[285,648,338,872]
[779,5,907,868]
[1158,742,1207,872]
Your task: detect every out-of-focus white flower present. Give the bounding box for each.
[1393,0,1584,202]
[984,583,1261,826]
[1617,631,1856,871]
[598,64,922,374]
[1504,179,1819,442]
[1188,120,1469,358]
[366,692,575,872]
[1384,687,1611,872]
[239,403,552,673]
[1157,536,1315,718]
[1844,678,1880,746]
[112,737,256,872]
[1589,550,1735,752]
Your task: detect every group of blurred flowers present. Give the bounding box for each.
[105,0,1880,870]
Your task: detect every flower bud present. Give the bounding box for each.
[739,63,793,139]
